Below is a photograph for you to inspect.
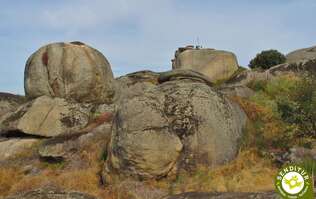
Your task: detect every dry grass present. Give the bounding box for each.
[7,168,115,199]
[0,138,118,199]
[162,149,277,194]
[1,147,278,199]
[0,97,283,198]
[231,96,288,149]
[0,167,23,197]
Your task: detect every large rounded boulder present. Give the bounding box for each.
[24,42,115,103]
[105,70,247,180]
[172,46,239,83]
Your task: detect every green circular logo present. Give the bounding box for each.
[275,164,314,199]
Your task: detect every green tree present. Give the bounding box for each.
[249,49,286,69]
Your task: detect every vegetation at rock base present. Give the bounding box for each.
[249,49,286,69]
[0,141,113,198]
[245,73,316,147]
[151,149,277,194]
[1,73,315,199]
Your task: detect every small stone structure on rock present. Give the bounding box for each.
[172,45,239,83]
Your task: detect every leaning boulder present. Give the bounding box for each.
[0,96,93,137]
[24,42,115,104]
[105,73,247,180]
[172,46,239,83]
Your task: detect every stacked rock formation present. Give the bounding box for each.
[0,41,251,198]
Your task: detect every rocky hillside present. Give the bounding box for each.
[0,42,315,199]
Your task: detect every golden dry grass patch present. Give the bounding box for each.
[167,149,277,194]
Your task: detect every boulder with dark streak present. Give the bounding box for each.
[24,42,115,104]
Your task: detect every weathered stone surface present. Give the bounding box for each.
[164,191,278,199]
[286,45,316,64]
[225,60,316,86]
[159,69,214,87]
[0,96,93,137]
[172,47,239,83]
[224,68,269,86]
[114,70,159,102]
[38,118,112,160]
[105,77,246,180]
[0,92,26,119]
[0,138,39,161]
[5,187,98,199]
[218,85,255,98]
[222,59,316,87]
[24,42,115,104]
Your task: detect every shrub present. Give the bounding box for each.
[276,75,316,138]
[240,74,316,149]
[249,49,286,70]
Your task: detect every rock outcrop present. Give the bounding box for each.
[114,70,159,102]
[218,85,255,98]
[0,138,39,162]
[38,116,112,161]
[0,93,26,118]
[172,46,239,83]
[225,59,316,87]
[286,45,316,64]
[0,42,251,198]
[0,96,94,137]
[24,42,115,104]
[105,70,247,180]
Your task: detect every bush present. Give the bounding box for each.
[276,75,316,138]
[236,74,316,150]
[249,49,286,69]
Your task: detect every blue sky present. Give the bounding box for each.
[1,0,316,94]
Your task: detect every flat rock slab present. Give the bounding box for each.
[0,96,93,137]
[0,138,40,161]
[159,69,214,87]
